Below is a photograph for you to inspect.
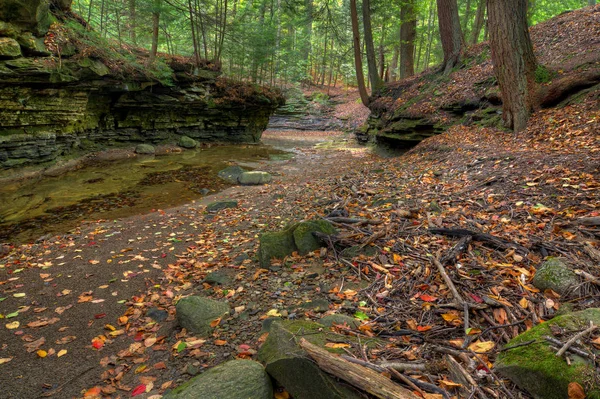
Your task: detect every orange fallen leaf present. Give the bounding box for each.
[568,382,585,399]
[214,339,228,346]
[210,317,222,328]
[324,343,351,349]
[36,349,47,358]
[83,386,102,398]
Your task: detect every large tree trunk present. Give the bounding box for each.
[304,0,313,74]
[148,0,161,64]
[436,0,463,74]
[470,0,485,44]
[487,0,537,132]
[400,0,416,78]
[389,46,399,81]
[362,0,384,91]
[350,0,369,106]
[589,0,596,6]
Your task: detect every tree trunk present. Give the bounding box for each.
[362,0,384,91]
[461,0,472,40]
[470,0,486,44]
[148,0,161,64]
[187,0,200,66]
[589,0,596,5]
[400,0,417,78]
[487,0,537,132]
[436,0,463,74]
[389,46,399,81]
[304,0,313,74]
[128,0,136,45]
[424,0,437,70]
[350,0,369,106]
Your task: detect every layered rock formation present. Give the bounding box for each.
[0,0,283,169]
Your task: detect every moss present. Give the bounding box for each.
[293,220,337,255]
[496,308,600,399]
[535,64,555,84]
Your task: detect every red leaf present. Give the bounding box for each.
[131,384,146,397]
[419,294,438,302]
[469,293,484,303]
[94,313,106,319]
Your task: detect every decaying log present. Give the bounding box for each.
[540,70,600,108]
[441,235,472,264]
[298,338,419,399]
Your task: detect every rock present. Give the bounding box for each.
[495,308,600,399]
[176,296,229,337]
[293,220,337,255]
[0,21,19,38]
[203,270,231,286]
[147,307,169,322]
[0,0,51,35]
[258,224,298,268]
[257,321,362,399]
[163,360,272,399]
[218,166,247,183]
[135,143,155,154]
[0,38,22,59]
[178,136,197,149]
[320,314,361,329]
[238,171,272,185]
[297,299,330,313]
[532,258,578,295]
[16,32,50,56]
[206,200,238,213]
[339,245,378,258]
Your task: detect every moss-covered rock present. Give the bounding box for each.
[258,224,298,268]
[206,200,238,213]
[257,321,362,399]
[0,38,22,59]
[16,31,49,56]
[0,21,20,38]
[495,308,600,399]
[175,296,229,337]
[320,314,361,329]
[0,0,50,35]
[134,144,155,154]
[163,360,272,399]
[532,258,578,295]
[218,165,247,183]
[238,171,272,185]
[293,220,337,255]
[178,135,198,149]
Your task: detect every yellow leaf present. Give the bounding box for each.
[144,337,157,347]
[0,358,13,365]
[57,349,67,357]
[266,309,281,317]
[519,297,529,309]
[325,343,351,349]
[468,340,495,353]
[5,321,19,329]
[37,349,48,358]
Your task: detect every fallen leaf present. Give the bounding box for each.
[83,386,102,397]
[36,349,48,358]
[325,343,351,348]
[0,358,13,365]
[5,321,20,329]
[568,382,585,399]
[57,349,67,357]
[214,339,228,346]
[468,340,495,353]
[131,384,146,397]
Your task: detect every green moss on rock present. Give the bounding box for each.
[293,220,337,255]
[495,308,600,399]
[0,38,22,59]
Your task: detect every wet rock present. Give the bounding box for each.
[0,38,21,59]
[178,136,197,149]
[163,360,272,399]
[176,296,229,337]
[135,143,155,154]
[147,307,169,322]
[532,258,578,295]
[218,166,247,183]
[495,308,600,399]
[320,314,361,329]
[206,200,238,213]
[293,220,337,255]
[238,171,272,185]
[257,321,362,399]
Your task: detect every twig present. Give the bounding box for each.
[376,361,427,372]
[388,368,426,397]
[544,336,597,361]
[556,323,598,358]
[431,255,465,305]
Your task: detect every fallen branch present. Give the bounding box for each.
[574,269,600,287]
[299,338,419,399]
[555,323,598,358]
[431,256,465,306]
[544,336,597,361]
[325,217,383,225]
[429,228,529,254]
[441,235,472,265]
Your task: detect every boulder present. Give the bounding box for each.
[16,31,50,56]
[206,200,238,213]
[176,296,229,337]
[532,258,579,295]
[0,0,51,35]
[257,321,362,399]
[0,38,22,59]
[0,22,20,38]
[178,135,197,149]
[495,308,600,399]
[293,220,337,255]
[218,165,247,183]
[163,360,272,399]
[203,270,231,286]
[320,314,361,329]
[135,143,155,154]
[238,171,272,185]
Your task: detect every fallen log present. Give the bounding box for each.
[298,338,419,399]
[429,228,529,254]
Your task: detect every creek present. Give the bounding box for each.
[0,143,292,244]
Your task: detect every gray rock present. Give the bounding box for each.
[206,200,238,213]
[257,321,362,399]
[297,298,330,313]
[176,296,229,336]
[147,307,169,322]
[495,308,600,399]
[135,143,155,154]
[218,165,247,183]
[532,258,579,295]
[320,314,361,329]
[163,360,272,399]
[178,135,197,149]
[0,37,22,59]
[238,171,272,185]
[203,270,231,286]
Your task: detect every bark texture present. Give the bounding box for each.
[400,0,417,78]
[350,0,369,106]
[436,0,463,74]
[487,0,537,132]
[470,0,486,44]
[362,0,384,92]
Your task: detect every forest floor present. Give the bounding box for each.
[0,81,599,399]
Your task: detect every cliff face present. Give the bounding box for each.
[0,1,283,169]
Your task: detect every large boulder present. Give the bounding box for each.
[238,171,272,185]
[495,308,600,399]
[176,296,229,337]
[257,321,362,399]
[532,258,579,295]
[0,0,51,35]
[258,220,337,267]
[163,360,272,399]
[0,38,22,59]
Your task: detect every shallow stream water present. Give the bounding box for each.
[0,144,291,244]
